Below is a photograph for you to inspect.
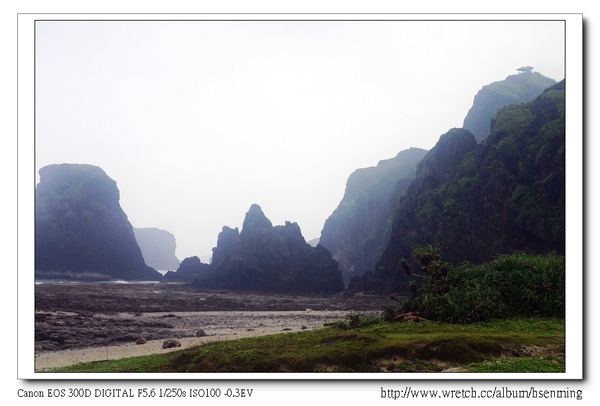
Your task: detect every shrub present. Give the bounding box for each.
[395,248,564,323]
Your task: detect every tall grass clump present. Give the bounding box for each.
[396,246,565,324]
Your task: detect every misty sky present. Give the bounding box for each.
[34,18,566,264]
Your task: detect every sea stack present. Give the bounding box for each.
[35,163,162,281]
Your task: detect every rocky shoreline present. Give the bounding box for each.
[35,282,392,371]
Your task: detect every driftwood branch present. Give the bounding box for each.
[392,312,429,323]
[400,259,425,278]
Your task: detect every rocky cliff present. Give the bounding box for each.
[191,204,345,293]
[319,148,428,284]
[320,71,556,288]
[462,71,557,142]
[133,228,180,270]
[35,164,162,281]
[350,80,565,295]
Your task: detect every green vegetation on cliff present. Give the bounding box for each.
[322,72,557,289]
[362,80,565,295]
[463,71,557,142]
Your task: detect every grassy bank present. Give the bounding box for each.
[46,316,564,373]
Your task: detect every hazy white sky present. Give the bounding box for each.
[34,18,565,262]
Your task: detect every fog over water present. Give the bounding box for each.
[34,18,566,262]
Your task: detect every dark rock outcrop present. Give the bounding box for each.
[462,71,557,142]
[350,80,565,295]
[133,228,180,270]
[361,128,478,288]
[191,204,345,293]
[162,256,211,283]
[35,163,162,281]
[210,226,240,269]
[319,148,428,284]
[162,339,181,349]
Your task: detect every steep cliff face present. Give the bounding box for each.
[462,71,557,142]
[133,228,180,270]
[319,148,428,284]
[35,164,162,281]
[192,204,345,293]
[370,128,479,285]
[321,72,557,289]
[350,80,565,295]
[210,226,241,269]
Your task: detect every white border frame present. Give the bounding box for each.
[18,13,583,381]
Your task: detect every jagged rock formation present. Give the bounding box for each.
[162,256,211,282]
[133,228,180,270]
[210,226,241,269]
[35,164,162,281]
[191,204,344,293]
[350,80,565,295]
[319,148,428,284]
[463,71,557,142]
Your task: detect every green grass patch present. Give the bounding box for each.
[466,356,565,373]
[45,317,564,373]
